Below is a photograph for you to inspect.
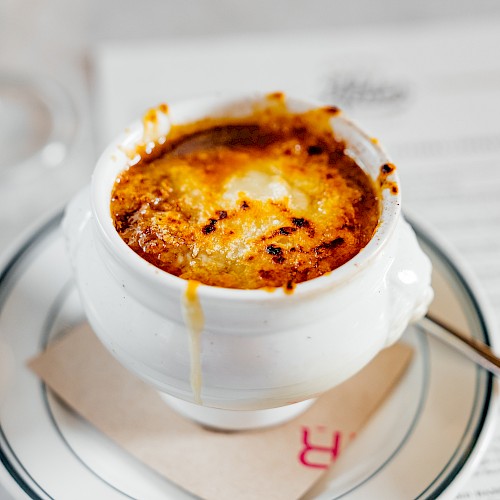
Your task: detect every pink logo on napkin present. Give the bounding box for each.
[298,426,343,469]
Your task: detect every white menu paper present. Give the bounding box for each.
[94,18,500,497]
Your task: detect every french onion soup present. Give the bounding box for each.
[110,96,382,291]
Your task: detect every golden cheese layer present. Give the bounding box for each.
[111,101,380,290]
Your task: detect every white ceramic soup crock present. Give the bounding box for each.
[63,93,433,430]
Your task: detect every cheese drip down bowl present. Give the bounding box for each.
[63,93,433,430]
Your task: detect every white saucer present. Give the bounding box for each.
[0,213,497,499]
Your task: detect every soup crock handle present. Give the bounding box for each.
[62,186,92,267]
[385,217,434,346]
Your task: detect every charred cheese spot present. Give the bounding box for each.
[111,104,380,290]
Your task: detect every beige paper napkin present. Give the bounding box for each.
[29,324,412,500]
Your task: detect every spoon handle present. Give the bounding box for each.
[418,314,500,377]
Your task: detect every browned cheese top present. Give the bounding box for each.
[110,99,380,290]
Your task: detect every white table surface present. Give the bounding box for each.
[0,0,499,254]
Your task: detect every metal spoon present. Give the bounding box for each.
[418,314,500,376]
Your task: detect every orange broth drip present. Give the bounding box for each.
[111,99,381,290]
[182,280,204,404]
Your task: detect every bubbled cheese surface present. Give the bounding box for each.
[111,103,380,290]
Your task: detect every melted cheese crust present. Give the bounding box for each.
[111,104,380,290]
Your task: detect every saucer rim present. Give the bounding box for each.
[0,211,497,499]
